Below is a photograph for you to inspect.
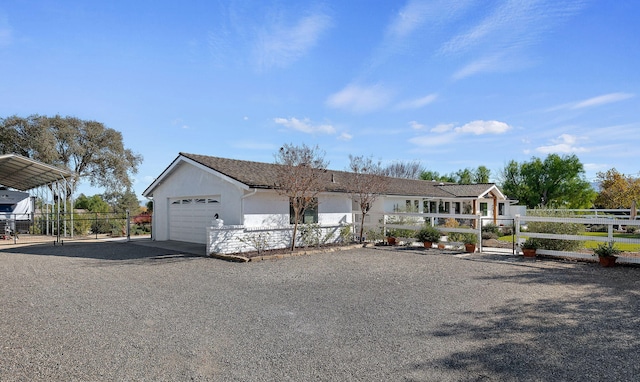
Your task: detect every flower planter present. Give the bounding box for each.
[598,256,617,267]
[522,249,537,258]
[437,243,445,249]
[387,237,396,246]
[464,244,476,253]
[423,241,433,248]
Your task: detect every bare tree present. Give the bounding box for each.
[274,143,329,251]
[382,160,424,179]
[347,155,387,243]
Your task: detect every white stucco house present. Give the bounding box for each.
[143,153,517,254]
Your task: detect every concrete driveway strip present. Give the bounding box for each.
[1,241,640,381]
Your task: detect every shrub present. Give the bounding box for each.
[482,223,500,236]
[444,218,463,242]
[415,225,441,243]
[527,210,583,251]
[593,241,621,257]
[626,226,637,234]
[482,231,498,240]
[500,225,514,236]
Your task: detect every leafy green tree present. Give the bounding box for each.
[499,154,595,208]
[421,166,491,184]
[474,165,491,183]
[0,114,142,196]
[102,189,141,214]
[74,193,110,212]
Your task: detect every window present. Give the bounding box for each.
[289,197,318,224]
[480,202,488,216]
[453,202,461,214]
[498,202,505,216]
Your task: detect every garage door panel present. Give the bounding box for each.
[169,197,220,244]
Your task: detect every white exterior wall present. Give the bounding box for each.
[151,162,245,241]
[207,224,349,255]
[242,191,353,228]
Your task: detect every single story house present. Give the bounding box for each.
[143,153,517,254]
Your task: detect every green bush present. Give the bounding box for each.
[482,223,500,236]
[527,210,583,251]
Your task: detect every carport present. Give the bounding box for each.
[0,154,74,243]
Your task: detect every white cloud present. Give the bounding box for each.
[326,84,393,113]
[536,134,588,154]
[409,133,457,147]
[255,11,332,70]
[454,120,511,135]
[409,120,510,148]
[395,94,438,109]
[572,93,634,109]
[431,123,454,133]
[409,121,426,130]
[337,132,353,141]
[387,0,473,39]
[273,117,336,135]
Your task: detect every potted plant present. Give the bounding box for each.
[415,225,441,248]
[386,229,397,245]
[593,241,621,267]
[521,238,539,258]
[462,233,477,253]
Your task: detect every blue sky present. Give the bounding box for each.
[1,1,638,200]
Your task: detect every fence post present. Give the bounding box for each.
[95,213,98,239]
[477,216,482,253]
[126,210,131,241]
[515,214,521,252]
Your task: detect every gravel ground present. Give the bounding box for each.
[2,242,640,381]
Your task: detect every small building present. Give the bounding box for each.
[143,153,517,253]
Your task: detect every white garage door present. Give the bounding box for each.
[169,196,221,243]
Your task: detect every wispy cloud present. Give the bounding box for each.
[536,133,588,154]
[207,4,331,70]
[337,132,353,141]
[410,120,511,147]
[409,121,426,130]
[274,117,336,135]
[395,94,438,110]
[326,83,394,113]
[572,93,635,109]
[546,92,635,111]
[255,11,332,70]
[441,0,587,79]
[386,0,473,40]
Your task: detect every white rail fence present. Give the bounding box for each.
[515,215,640,264]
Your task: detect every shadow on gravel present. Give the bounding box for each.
[415,265,640,381]
[0,241,201,264]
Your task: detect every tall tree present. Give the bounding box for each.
[382,160,424,179]
[499,154,595,208]
[274,143,329,251]
[594,169,640,208]
[347,155,387,243]
[0,114,142,196]
[474,165,491,183]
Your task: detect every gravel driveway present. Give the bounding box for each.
[1,241,640,381]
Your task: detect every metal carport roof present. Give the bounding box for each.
[0,154,74,191]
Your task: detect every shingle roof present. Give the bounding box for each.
[437,183,499,198]
[148,152,498,199]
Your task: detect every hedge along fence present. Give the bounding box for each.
[514,214,640,264]
[378,211,482,248]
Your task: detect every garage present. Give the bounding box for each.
[168,196,221,244]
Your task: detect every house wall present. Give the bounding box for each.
[242,191,353,228]
[151,161,245,241]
